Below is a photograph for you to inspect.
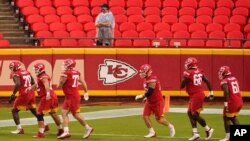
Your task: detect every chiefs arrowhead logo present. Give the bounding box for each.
[98,59,138,85]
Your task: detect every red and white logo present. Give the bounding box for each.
[98,59,138,85]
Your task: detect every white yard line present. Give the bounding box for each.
[0,107,249,128]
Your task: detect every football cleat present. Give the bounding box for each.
[169,125,175,137]
[219,137,229,141]
[144,132,156,138]
[57,129,64,136]
[205,128,214,140]
[44,125,50,132]
[57,132,71,139]
[33,131,45,138]
[188,133,200,141]
[11,128,24,134]
[83,127,94,139]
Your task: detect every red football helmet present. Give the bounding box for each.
[63,59,76,70]
[34,62,45,75]
[184,57,198,70]
[218,66,231,80]
[139,64,152,78]
[9,61,21,72]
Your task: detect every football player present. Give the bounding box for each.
[57,59,93,139]
[218,66,243,141]
[135,64,175,138]
[26,62,63,138]
[180,57,214,141]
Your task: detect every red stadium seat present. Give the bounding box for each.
[206,31,225,47]
[91,7,101,17]
[16,0,34,9]
[199,0,216,9]
[188,40,205,47]
[235,0,250,9]
[206,23,223,33]
[86,30,96,38]
[179,7,195,16]
[0,40,10,47]
[50,22,66,31]
[162,15,178,25]
[67,22,83,31]
[179,15,195,25]
[53,0,71,7]
[244,24,250,37]
[119,22,136,32]
[35,0,52,8]
[171,23,188,33]
[161,7,178,16]
[26,14,44,25]
[189,30,207,47]
[196,7,213,17]
[139,30,155,38]
[115,40,133,47]
[155,30,173,46]
[170,31,190,47]
[35,31,53,38]
[39,6,56,16]
[84,22,96,32]
[78,39,95,47]
[191,30,207,38]
[244,41,250,48]
[145,0,162,8]
[217,0,234,9]
[72,0,89,7]
[224,23,241,33]
[56,6,73,16]
[110,7,125,15]
[90,0,107,8]
[214,7,231,17]
[145,15,161,25]
[31,22,49,32]
[232,7,249,17]
[128,15,144,25]
[77,15,93,24]
[126,0,143,8]
[133,40,151,47]
[53,30,69,38]
[42,39,60,46]
[115,15,128,25]
[61,15,77,24]
[162,0,180,9]
[181,0,197,9]
[126,7,142,16]
[196,15,212,25]
[122,30,138,38]
[230,15,247,27]
[144,7,161,16]
[109,0,125,7]
[154,23,170,32]
[137,22,153,32]
[44,14,60,24]
[225,31,244,47]
[209,31,225,38]
[21,6,39,17]
[61,39,78,46]
[73,6,90,15]
[70,30,86,38]
[114,30,121,38]
[213,15,229,26]
[189,23,205,33]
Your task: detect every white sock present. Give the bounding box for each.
[149,127,155,133]
[63,127,69,133]
[204,125,210,131]
[226,133,230,139]
[39,128,44,133]
[17,124,22,129]
[58,125,63,129]
[85,124,91,129]
[192,128,198,133]
[168,123,173,129]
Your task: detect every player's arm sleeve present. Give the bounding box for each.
[12,76,20,95]
[31,76,35,85]
[221,83,229,102]
[203,74,212,91]
[180,77,188,89]
[144,81,156,97]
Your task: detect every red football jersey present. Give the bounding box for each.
[220,76,242,104]
[144,75,163,103]
[183,68,205,95]
[13,70,35,96]
[37,73,57,99]
[61,69,81,97]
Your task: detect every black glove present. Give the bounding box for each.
[9,94,15,104]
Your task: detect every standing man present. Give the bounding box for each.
[218,66,243,141]
[135,64,175,138]
[180,57,214,141]
[26,62,63,138]
[95,3,115,46]
[57,59,93,139]
[8,61,39,134]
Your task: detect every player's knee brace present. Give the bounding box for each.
[37,114,44,121]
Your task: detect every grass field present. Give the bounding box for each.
[0,105,249,141]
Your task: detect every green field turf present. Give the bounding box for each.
[0,105,249,141]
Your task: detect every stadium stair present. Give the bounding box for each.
[0,0,29,46]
